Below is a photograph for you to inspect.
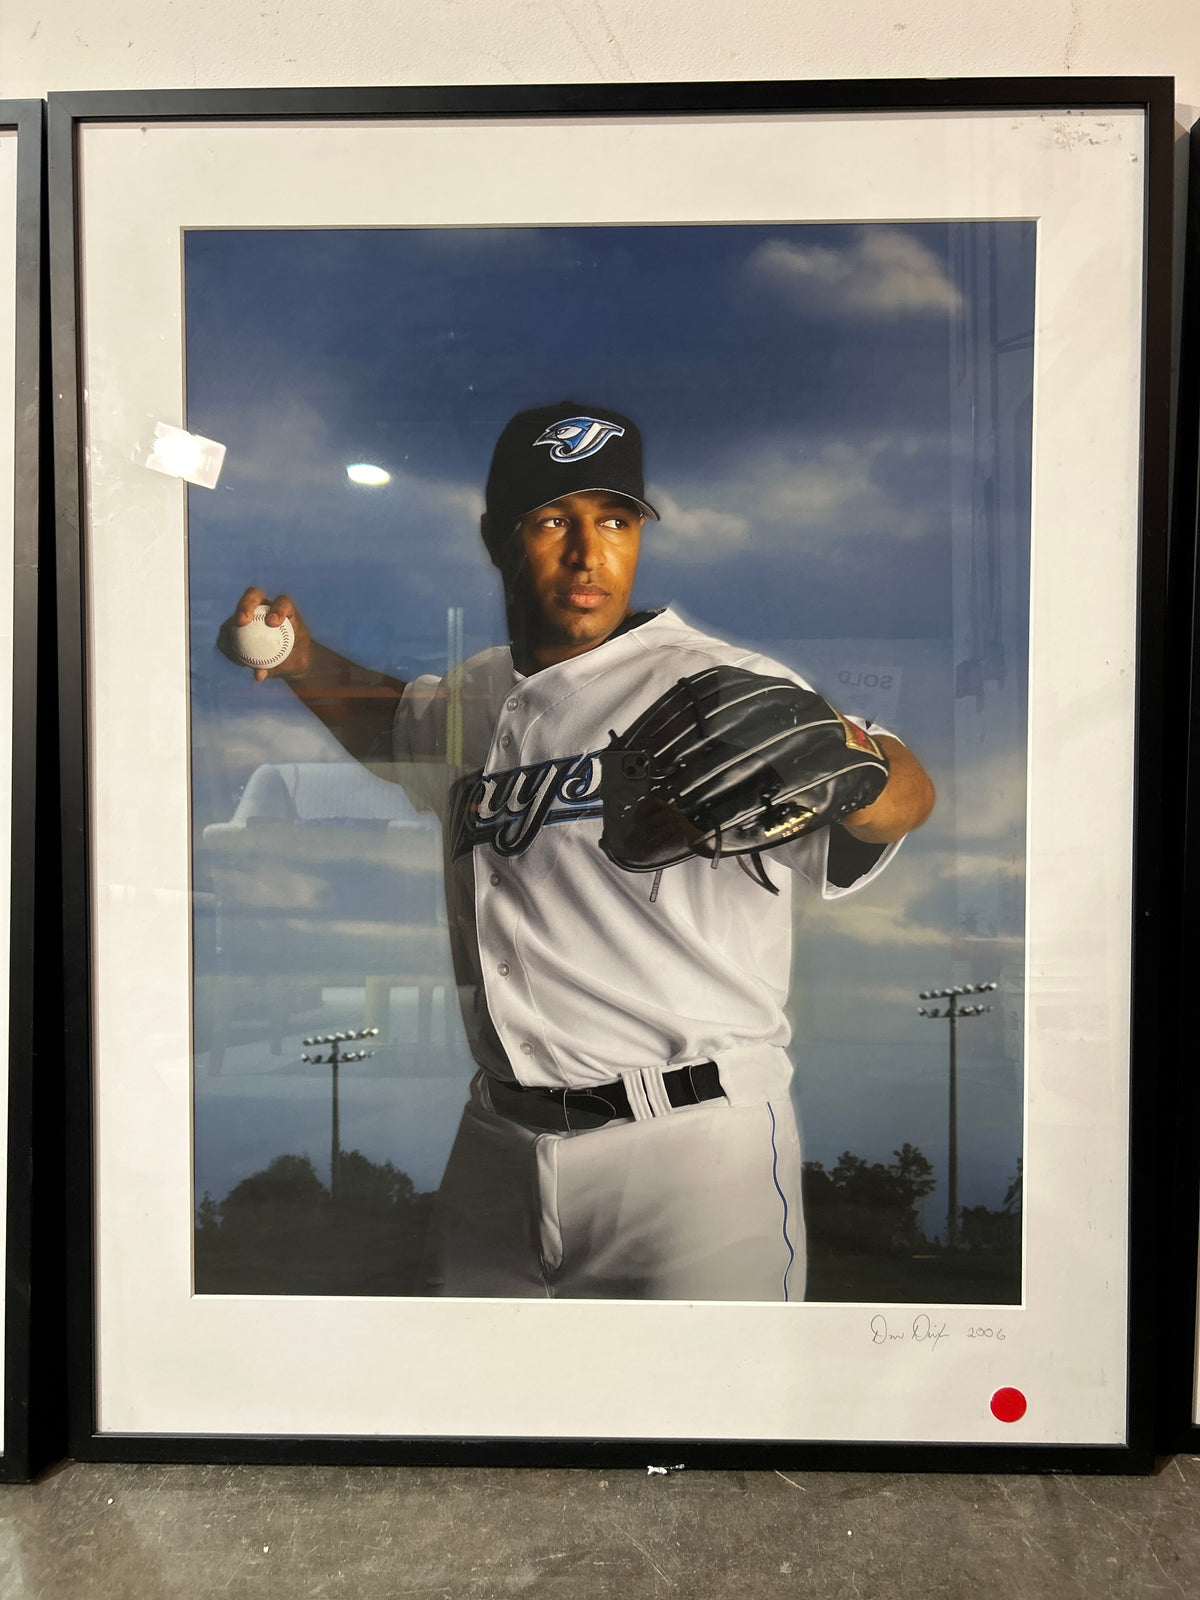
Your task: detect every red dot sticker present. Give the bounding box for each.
[990,1387,1027,1423]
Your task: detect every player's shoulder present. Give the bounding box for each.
[631,609,815,691]
[403,645,511,695]
[396,646,514,730]
[455,645,514,686]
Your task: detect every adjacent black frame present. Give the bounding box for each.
[49,78,1176,1471]
[1161,117,1200,1457]
[0,98,45,1483]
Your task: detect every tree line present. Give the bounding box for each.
[195,1142,1022,1299]
[802,1145,1022,1256]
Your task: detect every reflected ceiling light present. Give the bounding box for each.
[347,462,390,486]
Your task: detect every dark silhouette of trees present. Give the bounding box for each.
[336,1149,420,1213]
[960,1159,1022,1254]
[801,1146,1022,1304]
[803,1143,936,1255]
[195,1144,1024,1303]
[219,1152,328,1212]
[195,1150,432,1295]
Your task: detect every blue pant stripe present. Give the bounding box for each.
[767,1101,796,1302]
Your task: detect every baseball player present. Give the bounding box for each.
[219,400,935,1302]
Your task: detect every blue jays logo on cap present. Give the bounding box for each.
[533,416,626,464]
[485,400,657,535]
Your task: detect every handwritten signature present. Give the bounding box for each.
[870,1313,951,1351]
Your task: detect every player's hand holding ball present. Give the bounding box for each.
[217,586,313,682]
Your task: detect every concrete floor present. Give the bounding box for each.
[0,1457,1197,1598]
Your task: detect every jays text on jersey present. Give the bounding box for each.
[392,607,902,1301]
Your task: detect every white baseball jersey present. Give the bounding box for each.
[392,607,900,1092]
[394,607,901,1301]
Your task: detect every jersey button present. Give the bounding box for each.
[497,962,510,977]
[489,872,501,887]
[506,697,520,711]
[500,733,512,749]
[519,1041,534,1056]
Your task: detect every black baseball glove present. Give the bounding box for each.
[598,665,889,889]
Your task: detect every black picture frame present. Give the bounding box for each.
[0,97,46,1483]
[1160,116,1200,1457]
[49,79,1175,1471]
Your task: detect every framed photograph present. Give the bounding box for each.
[1161,115,1200,1456]
[51,80,1174,1468]
[0,98,43,1483]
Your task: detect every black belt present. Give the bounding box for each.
[487,1059,723,1132]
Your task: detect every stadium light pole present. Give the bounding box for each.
[917,982,997,1250]
[301,1028,379,1199]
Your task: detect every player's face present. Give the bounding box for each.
[506,491,643,665]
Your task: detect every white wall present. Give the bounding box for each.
[0,0,1196,125]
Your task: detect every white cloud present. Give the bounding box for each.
[814,894,994,952]
[643,489,751,556]
[943,741,1032,845]
[748,230,961,318]
[757,440,889,526]
[650,433,942,565]
[947,849,1027,886]
[208,408,487,563]
[192,704,347,774]
[203,392,485,529]
[797,837,1026,953]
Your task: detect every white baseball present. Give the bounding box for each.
[232,604,295,670]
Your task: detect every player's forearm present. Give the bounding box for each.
[841,736,935,843]
[284,640,408,766]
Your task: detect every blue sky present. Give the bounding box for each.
[186,220,1036,1236]
[183,223,986,671]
